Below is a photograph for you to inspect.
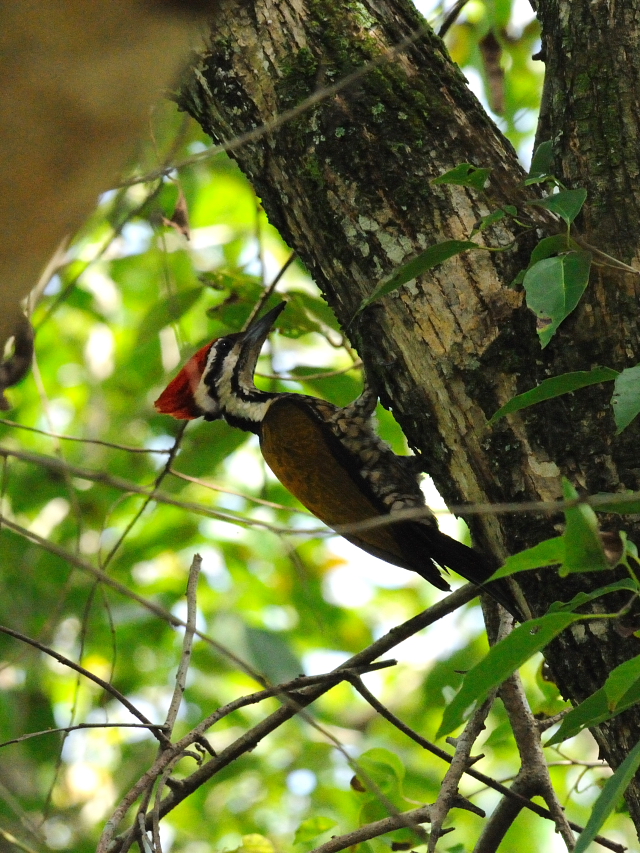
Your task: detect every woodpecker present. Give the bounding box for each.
[155,301,514,611]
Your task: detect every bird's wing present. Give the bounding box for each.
[260,397,449,589]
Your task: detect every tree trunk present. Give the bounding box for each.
[178,0,640,830]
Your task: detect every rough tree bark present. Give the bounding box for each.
[178,0,640,830]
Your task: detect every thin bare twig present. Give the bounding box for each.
[427,610,515,850]
[152,755,184,853]
[164,554,201,738]
[168,467,311,513]
[37,181,165,330]
[243,252,297,330]
[309,805,433,853]
[0,446,289,533]
[0,419,172,454]
[106,661,397,853]
[0,624,166,745]
[255,360,363,382]
[428,694,495,851]
[5,444,639,541]
[0,723,165,750]
[104,588,479,853]
[0,826,40,853]
[100,423,187,569]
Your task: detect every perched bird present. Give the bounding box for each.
[155,301,514,611]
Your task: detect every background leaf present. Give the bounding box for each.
[137,286,203,345]
[611,363,640,433]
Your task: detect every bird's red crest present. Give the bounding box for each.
[154,341,213,419]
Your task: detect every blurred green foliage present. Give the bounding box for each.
[0,2,632,851]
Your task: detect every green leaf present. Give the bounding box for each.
[530,188,588,225]
[356,747,406,797]
[356,749,414,842]
[546,687,610,746]
[358,240,478,311]
[529,233,572,265]
[528,140,554,178]
[561,479,609,574]
[437,612,580,738]
[592,492,640,514]
[574,738,640,853]
[471,208,506,234]
[605,655,640,711]
[548,665,640,746]
[489,368,618,424]
[432,163,491,191]
[490,538,564,579]
[548,579,638,614]
[523,250,592,347]
[294,817,337,845]
[137,287,203,345]
[611,363,640,433]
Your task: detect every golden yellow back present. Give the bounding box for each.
[260,397,408,565]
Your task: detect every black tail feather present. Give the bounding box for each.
[396,521,521,619]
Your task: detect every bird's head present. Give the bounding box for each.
[154,301,286,430]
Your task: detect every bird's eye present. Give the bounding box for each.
[216,339,233,357]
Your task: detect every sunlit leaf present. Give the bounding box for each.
[228,834,276,853]
[294,817,338,845]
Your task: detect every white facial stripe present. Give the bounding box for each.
[197,344,272,424]
[194,381,218,415]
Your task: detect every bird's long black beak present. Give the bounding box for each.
[234,301,287,390]
[243,301,287,348]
